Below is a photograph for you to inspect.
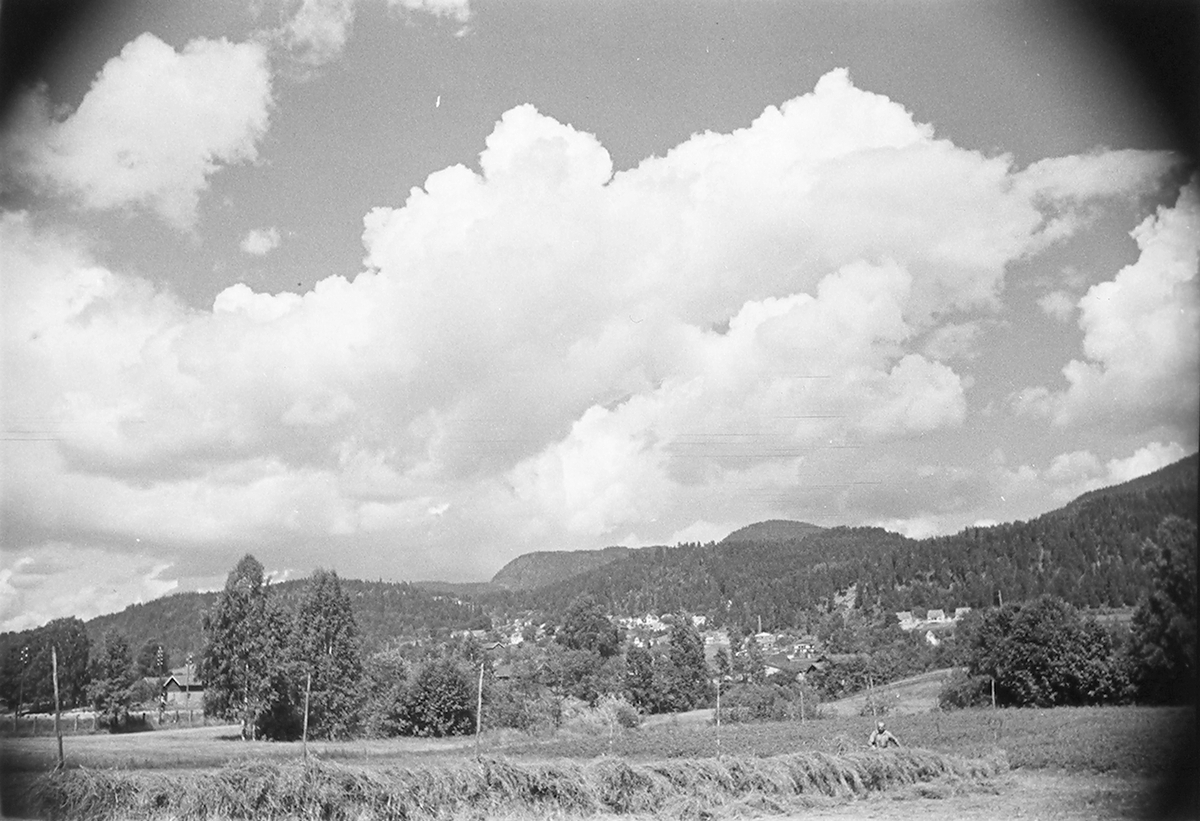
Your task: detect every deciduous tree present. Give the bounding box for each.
[294,568,364,739]
[88,629,137,731]
[1129,517,1198,704]
[202,555,295,739]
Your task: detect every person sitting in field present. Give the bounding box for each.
[868,720,900,748]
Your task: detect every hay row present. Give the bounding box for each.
[27,748,1008,820]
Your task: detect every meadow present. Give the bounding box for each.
[1,705,1191,820]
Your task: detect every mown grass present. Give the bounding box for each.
[3,706,1190,819]
[24,748,1008,820]
[495,705,1192,775]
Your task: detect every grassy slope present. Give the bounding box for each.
[819,668,960,717]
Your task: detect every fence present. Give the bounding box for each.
[2,709,213,737]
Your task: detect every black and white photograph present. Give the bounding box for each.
[1,0,1196,818]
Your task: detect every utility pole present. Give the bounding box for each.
[52,646,63,770]
[474,660,484,759]
[715,676,721,758]
[302,671,312,760]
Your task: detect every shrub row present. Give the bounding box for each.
[28,748,1007,820]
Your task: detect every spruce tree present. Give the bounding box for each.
[658,615,710,712]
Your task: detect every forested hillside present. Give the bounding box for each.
[490,545,634,590]
[500,528,910,631]
[502,454,1198,629]
[75,578,488,669]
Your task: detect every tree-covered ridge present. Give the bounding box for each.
[863,457,1199,613]
[490,545,634,591]
[506,454,1198,628]
[500,528,912,630]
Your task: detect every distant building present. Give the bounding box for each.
[162,664,203,707]
[925,630,941,646]
[926,609,948,622]
[953,607,972,620]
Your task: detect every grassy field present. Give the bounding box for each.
[1,705,1192,819]
[818,668,959,717]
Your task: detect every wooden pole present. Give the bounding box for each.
[52,646,63,770]
[715,677,721,758]
[474,661,484,758]
[302,671,312,760]
[800,687,805,723]
[990,677,996,709]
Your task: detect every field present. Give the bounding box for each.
[1,706,1193,819]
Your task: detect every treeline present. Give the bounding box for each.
[204,562,713,740]
[0,619,173,725]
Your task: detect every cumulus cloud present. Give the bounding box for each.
[1016,180,1199,440]
[0,544,179,633]
[274,0,471,67]
[1037,290,1076,321]
[388,0,471,23]
[2,70,1188,606]
[1037,441,1191,504]
[241,226,282,256]
[282,0,358,66]
[3,34,272,229]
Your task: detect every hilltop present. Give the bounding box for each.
[490,545,635,591]
[721,519,826,545]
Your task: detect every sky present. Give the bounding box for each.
[1,0,1197,632]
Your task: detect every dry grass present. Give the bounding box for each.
[22,748,1007,820]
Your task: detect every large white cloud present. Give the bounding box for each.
[1,70,1187,616]
[1016,179,1199,440]
[3,34,272,228]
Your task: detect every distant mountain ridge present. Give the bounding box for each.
[6,452,1194,663]
[721,520,826,544]
[491,545,636,591]
[499,453,1198,628]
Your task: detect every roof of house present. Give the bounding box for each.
[163,664,203,689]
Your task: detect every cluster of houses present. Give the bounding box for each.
[894,607,971,646]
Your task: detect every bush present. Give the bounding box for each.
[937,670,992,710]
[563,695,642,735]
[857,693,892,717]
[403,658,475,737]
[718,682,820,723]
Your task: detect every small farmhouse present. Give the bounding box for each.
[162,664,204,707]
